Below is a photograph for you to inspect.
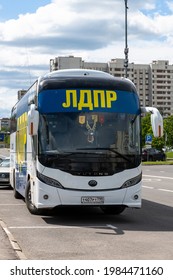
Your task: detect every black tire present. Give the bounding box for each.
[14,187,23,199]
[100,205,125,215]
[25,181,42,215]
[162,156,166,161]
[149,156,153,161]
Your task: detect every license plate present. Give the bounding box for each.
[0,178,9,182]
[81,196,104,204]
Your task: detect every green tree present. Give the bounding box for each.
[164,115,173,148]
[141,114,152,147]
[151,137,164,150]
[0,126,9,132]
[141,113,164,150]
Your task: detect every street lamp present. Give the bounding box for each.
[124,0,129,78]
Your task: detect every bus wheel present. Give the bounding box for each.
[25,181,42,215]
[14,187,23,199]
[100,205,125,215]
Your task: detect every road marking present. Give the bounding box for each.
[9,225,110,229]
[9,226,83,229]
[158,189,173,193]
[9,225,115,229]
[143,174,173,180]
[107,224,117,230]
[142,186,154,189]
[143,186,173,193]
[0,204,24,206]
[8,224,124,236]
[142,178,161,182]
[0,191,13,193]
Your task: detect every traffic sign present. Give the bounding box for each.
[145,134,152,144]
[0,133,5,142]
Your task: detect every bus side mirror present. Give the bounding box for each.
[28,104,39,136]
[141,107,163,137]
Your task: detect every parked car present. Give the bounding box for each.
[142,148,166,161]
[0,157,10,186]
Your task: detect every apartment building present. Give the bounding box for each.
[50,55,109,73]
[151,60,173,117]
[0,118,10,130]
[50,56,83,71]
[49,56,173,117]
[108,58,152,107]
[18,90,27,101]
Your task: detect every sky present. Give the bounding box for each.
[1,0,173,117]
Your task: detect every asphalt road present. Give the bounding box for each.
[142,165,173,207]
[0,165,173,260]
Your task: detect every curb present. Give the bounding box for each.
[0,219,27,260]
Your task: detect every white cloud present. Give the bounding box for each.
[167,1,173,11]
[129,11,157,34]
[144,3,155,10]
[0,0,173,117]
[0,87,18,113]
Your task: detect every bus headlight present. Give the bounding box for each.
[37,171,64,189]
[121,173,142,189]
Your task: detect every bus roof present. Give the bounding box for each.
[11,69,138,114]
[43,69,115,79]
[39,69,137,93]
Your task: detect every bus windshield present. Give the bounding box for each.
[38,112,141,175]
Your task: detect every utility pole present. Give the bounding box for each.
[124,0,129,78]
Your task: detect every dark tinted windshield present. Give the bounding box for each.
[38,112,141,175]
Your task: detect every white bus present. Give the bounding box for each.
[10,69,163,215]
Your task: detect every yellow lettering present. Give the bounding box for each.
[62,89,117,110]
[62,90,77,108]
[93,90,105,108]
[16,112,27,164]
[78,90,93,110]
[106,91,117,108]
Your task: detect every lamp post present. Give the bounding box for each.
[124,0,128,78]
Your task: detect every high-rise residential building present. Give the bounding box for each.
[151,60,173,117]
[83,61,108,72]
[0,118,10,130]
[50,56,83,71]
[108,58,152,108]
[50,55,109,73]
[49,56,173,117]
[18,90,27,101]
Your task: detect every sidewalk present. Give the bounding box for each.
[0,147,23,260]
[0,219,26,260]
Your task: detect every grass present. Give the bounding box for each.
[166,151,173,159]
[142,160,173,165]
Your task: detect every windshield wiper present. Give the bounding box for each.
[42,150,86,158]
[76,148,132,163]
[41,148,133,163]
